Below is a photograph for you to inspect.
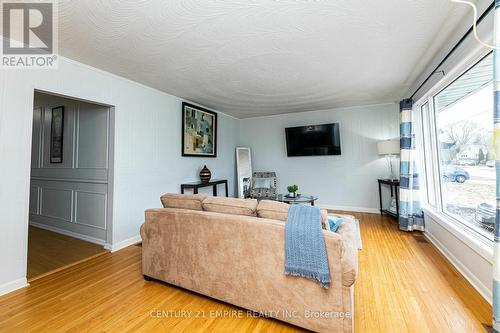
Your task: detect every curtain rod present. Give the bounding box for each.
[409,0,495,100]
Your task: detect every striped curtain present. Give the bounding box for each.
[399,99,424,231]
[493,1,500,330]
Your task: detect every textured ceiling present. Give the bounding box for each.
[55,0,469,118]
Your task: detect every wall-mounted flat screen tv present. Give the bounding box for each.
[285,123,341,156]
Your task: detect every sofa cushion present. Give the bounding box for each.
[160,193,208,211]
[257,200,289,221]
[257,200,328,229]
[253,177,273,189]
[203,197,258,216]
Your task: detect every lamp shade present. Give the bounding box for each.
[377,139,400,155]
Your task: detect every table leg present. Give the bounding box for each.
[311,201,314,206]
[213,184,217,197]
[194,187,198,194]
[181,186,185,194]
[225,181,228,197]
[378,182,383,215]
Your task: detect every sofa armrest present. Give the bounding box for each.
[336,222,358,287]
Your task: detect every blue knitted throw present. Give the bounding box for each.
[285,205,330,288]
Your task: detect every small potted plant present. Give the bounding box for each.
[287,184,299,198]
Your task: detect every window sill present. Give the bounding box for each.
[423,206,493,264]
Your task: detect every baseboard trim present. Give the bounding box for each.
[110,235,141,253]
[318,204,380,214]
[29,221,106,246]
[0,278,28,296]
[424,231,492,305]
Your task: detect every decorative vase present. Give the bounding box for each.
[289,192,296,198]
[199,165,211,183]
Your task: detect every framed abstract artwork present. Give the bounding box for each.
[50,106,64,163]
[182,102,217,157]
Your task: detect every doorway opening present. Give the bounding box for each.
[27,91,114,281]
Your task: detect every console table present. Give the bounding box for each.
[180,179,229,197]
[377,179,400,219]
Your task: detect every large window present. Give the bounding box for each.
[425,53,495,238]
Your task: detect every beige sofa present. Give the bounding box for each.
[140,194,358,333]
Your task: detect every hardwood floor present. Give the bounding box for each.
[349,212,491,333]
[1,214,491,332]
[27,226,108,281]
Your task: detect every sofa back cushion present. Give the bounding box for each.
[203,197,258,216]
[160,193,208,211]
[253,177,273,189]
[257,200,289,221]
[257,200,329,229]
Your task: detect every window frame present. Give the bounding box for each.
[419,102,437,208]
[415,51,494,243]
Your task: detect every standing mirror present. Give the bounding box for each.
[236,147,252,198]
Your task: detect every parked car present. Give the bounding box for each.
[475,203,495,232]
[456,158,477,166]
[486,160,496,168]
[442,166,470,183]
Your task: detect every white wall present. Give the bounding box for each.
[239,103,399,212]
[30,92,110,244]
[0,57,239,295]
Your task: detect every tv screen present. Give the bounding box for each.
[285,123,341,156]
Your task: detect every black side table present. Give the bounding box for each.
[377,179,400,219]
[180,179,229,197]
